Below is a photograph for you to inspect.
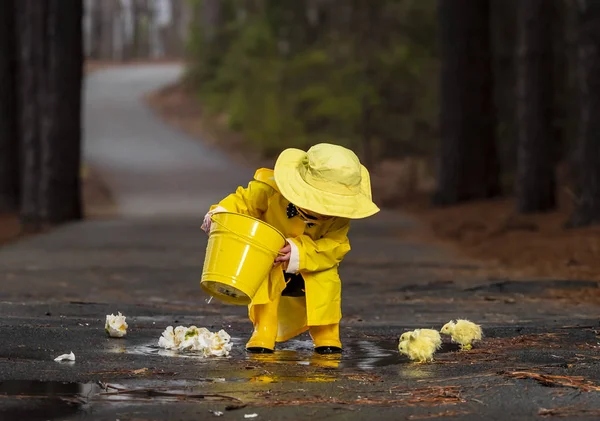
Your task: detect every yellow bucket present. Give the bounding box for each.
[201,212,286,305]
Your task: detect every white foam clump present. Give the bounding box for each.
[54,351,75,362]
[158,326,232,357]
[105,312,128,338]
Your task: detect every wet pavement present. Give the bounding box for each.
[1,66,599,419]
[1,214,599,420]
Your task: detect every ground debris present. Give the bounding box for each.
[539,406,600,417]
[395,386,464,406]
[430,333,570,366]
[502,371,600,392]
[254,386,464,408]
[87,367,176,377]
[225,403,248,411]
[416,373,496,384]
[400,189,600,283]
[407,410,472,420]
[343,373,383,383]
[445,333,566,362]
[490,333,565,348]
[546,287,600,305]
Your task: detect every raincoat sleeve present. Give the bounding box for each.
[209,180,274,218]
[286,218,351,274]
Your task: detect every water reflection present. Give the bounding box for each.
[247,349,340,368]
[0,380,99,421]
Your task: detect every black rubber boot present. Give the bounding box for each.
[315,346,342,355]
[246,347,274,354]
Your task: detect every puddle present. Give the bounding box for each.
[242,338,403,371]
[0,379,242,403]
[121,337,402,372]
[0,339,430,418]
[0,379,101,398]
[119,336,245,360]
[0,379,300,417]
[107,334,448,387]
[0,380,100,421]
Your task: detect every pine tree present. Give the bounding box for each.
[434,0,501,206]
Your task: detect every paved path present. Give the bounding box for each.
[84,64,252,217]
[0,66,598,420]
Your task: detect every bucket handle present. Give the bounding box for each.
[210,214,286,256]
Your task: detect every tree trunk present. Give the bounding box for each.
[41,0,83,224]
[490,0,518,180]
[99,0,115,60]
[136,0,150,59]
[568,0,600,227]
[16,0,45,231]
[169,0,183,57]
[355,0,376,168]
[201,0,221,44]
[552,0,567,166]
[16,0,83,230]
[88,0,103,59]
[0,0,20,212]
[433,0,501,206]
[515,0,556,213]
[131,0,140,60]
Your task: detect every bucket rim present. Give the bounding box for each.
[212,211,286,242]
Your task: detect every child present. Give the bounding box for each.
[201,143,380,354]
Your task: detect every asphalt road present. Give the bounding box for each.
[83,63,252,217]
[0,65,599,421]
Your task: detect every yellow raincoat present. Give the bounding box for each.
[209,168,351,342]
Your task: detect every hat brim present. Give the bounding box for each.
[274,148,380,219]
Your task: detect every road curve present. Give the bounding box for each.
[83,64,253,218]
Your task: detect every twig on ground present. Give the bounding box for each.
[87,368,176,376]
[503,371,600,392]
[539,406,600,417]
[225,403,248,411]
[100,388,243,402]
[416,373,495,383]
[407,410,471,420]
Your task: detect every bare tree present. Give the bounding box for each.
[134,0,151,58]
[16,0,45,229]
[168,0,184,57]
[0,0,19,212]
[87,0,104,59]
[41,0,83,223]
[121,0,135,61]
[434,0,501,205]
[515,0,556,213]
[202,0,221,43]
[568,0,600,227]
[84,0,187,60]
[16,0,83,230]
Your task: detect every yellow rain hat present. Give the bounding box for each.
[273,143,380,219]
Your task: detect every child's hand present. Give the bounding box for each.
[274,244,291,266]
[201,213,212,235]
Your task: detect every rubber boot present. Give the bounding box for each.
[310,324,342,354]
[246,296,280,353]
